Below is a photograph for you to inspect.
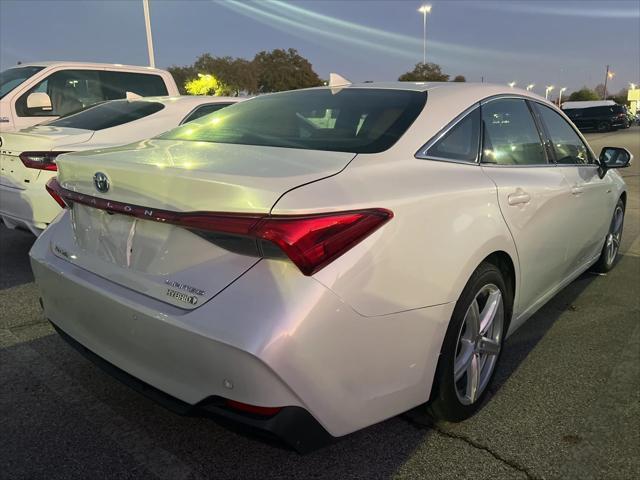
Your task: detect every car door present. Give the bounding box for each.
[479,97,573,315]
[532,102,613,272]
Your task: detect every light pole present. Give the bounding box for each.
[526,84,535,91]
[418,5,431,65]
[508,81,516,88]
[558,87,567,106]
[545,85,554,100]
[142,0,155,68]
[603,65,615,100]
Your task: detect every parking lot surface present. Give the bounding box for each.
[1,127,639,480]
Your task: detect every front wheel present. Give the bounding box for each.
[428,261,511,422]
[597,121,610,132]
[593,199,625,273]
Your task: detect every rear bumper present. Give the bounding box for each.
[30,215,453,440]
[0,181,60,234]
[52,321,334,453]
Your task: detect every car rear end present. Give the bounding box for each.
[30,87,442,450]
[0,127,93,234]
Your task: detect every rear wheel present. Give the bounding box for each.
[428,262,511,422]
[597,121,610,132]
[593,199,625,273]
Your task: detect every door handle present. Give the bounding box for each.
[507,189,531,206]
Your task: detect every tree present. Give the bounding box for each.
[253,48,322,92]
[452,75,466,82]
[567,87,599,102]
[193,54,258,95]
[167,65,197,95]
[398,62,449,82]
[184,74,227,96]
[611,88,629,105]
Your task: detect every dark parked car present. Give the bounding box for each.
[563,104,628,132]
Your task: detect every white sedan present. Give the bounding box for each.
[0,96,241,235]
[31,83,631,452]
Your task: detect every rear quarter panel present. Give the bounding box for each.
[272,155,520,319]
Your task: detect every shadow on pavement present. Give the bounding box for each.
[0,223,35,290]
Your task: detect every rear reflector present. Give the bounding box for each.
[45,178,393,275]
[20,151,70,171]
[225,399,282,417]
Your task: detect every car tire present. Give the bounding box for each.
[597,121,610,132]
[593,199,625,273]
[427,261,512,422]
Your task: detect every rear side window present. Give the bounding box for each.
[481,99,547,165]
[534,104,592,165]
[181,103,233,124]
[423,107,480,162]
[158,88,427,154]
[47,100,164,131]
[99,71,168,99]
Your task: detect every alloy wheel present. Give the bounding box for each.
[453,284,504,405]
[605,204,624,266]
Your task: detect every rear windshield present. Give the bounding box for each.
[157,88,426,153]
[47,100,164,131]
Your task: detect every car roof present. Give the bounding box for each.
[9,61,169,74]
[304,81,548,102]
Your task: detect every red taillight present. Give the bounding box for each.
[19,151,70,171]
[254,209,392,275]
[45,178,67,208]
[45,178,393,275]
[225,399,282,417]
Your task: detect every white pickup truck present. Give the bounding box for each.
[0,62,179,132]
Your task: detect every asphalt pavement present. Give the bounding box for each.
[1,127,639,480]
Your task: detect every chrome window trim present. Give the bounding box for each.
[415,103,481,165]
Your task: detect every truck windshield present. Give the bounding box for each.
[158,88,427,154]
[0,66,45,99]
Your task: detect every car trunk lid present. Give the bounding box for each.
[52,139,355,309]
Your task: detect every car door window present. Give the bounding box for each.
[16,69,103,117]
[534,104,592,165]
[181,103,232,124]
[481,99,547,165]
[422,107,480,162]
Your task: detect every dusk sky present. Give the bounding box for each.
[1,0,639,98]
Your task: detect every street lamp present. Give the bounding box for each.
[526,84,535,91]
[558,87,567,106]
[418,5,432,65]
[508,81,516,88]
[545,85,554,100]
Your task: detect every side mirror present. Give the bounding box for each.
[599,146,633,169]
[26,92,52,111]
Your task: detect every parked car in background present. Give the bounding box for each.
[0,62,179,132]
[562,102,629,132]
[0,96,241,234]
[31,83,631,452]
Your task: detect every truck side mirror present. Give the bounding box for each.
[26,92,53,111]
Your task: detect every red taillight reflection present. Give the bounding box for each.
[45,178,393,275]
[20,151,70,171]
